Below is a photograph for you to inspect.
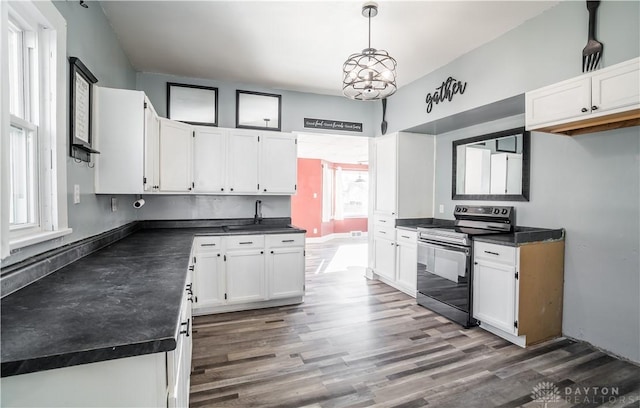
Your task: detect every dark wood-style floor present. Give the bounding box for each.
[190,238,640,408]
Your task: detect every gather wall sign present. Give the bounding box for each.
[425,77,468,113]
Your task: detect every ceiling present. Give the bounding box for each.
[99,1,559,96]
[297,133,368,164]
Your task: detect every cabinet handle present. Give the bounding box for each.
[217,253,221,257]
[581,107,588,113]
[591,105,598,110]
[282,239,294,243]
[380,220,387,223]
[200,243,216,247]
[180,319,191,337]
[188,265,194,271]
[230,188,234,192]
[264,189,267,192]
[484,250,500,256]
[270,250,274,254]
[239,241,253,244]
[260,251,264,254]
[390,242,395,246]
[379,231,386,234]
[401,235,410,239]
[474,262,478,265]
[221,188,224,192]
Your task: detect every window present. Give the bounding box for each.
[1,0,70,258]
[338,170,368,218]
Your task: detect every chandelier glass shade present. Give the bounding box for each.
[342,3,397,101]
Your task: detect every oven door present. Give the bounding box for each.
[417,240,471,313]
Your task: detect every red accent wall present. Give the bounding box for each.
[292,158,368,238]
[291,158,323,238]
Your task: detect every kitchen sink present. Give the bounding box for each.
[222,224,293,232]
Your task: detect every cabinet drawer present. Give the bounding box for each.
[395,229,417,244]
[374,213,396,227]
[374,225,396,240]
[474,242,516,265]
[225,235,265,250]
[193,236,222,251]
[265,234,304,248]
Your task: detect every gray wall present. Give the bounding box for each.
[2,1,138,267]
[136,72,375,137]
[386,1,640,361]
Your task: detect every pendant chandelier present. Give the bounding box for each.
[342,2,397,101]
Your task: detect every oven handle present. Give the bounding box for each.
[418,240,470,255]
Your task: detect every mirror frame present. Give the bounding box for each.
[452,126,530,201]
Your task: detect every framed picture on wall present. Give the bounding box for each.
[167,82,218,126]
[236,90,281,131]
[69,57,99,162]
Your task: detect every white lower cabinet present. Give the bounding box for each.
[226,249,267,303]
[372,227,417,297]
[472,240,565,347]
[192,233,305,315]
[1,277,193,408]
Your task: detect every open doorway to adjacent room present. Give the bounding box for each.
[292,133,369,275]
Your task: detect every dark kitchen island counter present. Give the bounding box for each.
[1,221,305,378]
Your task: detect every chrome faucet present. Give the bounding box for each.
[254,200,263,224]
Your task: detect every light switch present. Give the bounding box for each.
[73,185,80,204]
[313,193,318,199]
[439,204,444,213]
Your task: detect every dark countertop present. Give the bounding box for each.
[1,221,305,377]
[472,226,565,246]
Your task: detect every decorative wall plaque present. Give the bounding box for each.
[304,118,362,132]
[425,77,468,113]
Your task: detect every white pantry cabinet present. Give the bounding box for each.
[94,87,158,194]
[159,119,193,192]
[373,132,435,219]
[526,57,639,135]
[473,240,564,347]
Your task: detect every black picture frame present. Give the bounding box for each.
[69,57,99,162]
[496,136,518,153]
[236,90,282,131]
[452,127,530,202]
[167,82,219,127]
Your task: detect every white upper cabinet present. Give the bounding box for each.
[227,130,260,194]
[159,118,193,192]
[526,57,639,135]
[94,87,150,194]
[193,127,227,193]
[143,100,160,192]
[373,132,435,219]
[260,133,297,194]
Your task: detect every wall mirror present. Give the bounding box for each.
[452,127,530,201]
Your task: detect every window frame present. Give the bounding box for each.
[1,0,71,259]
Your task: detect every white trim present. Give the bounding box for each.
[9,227,72,251]
[306,232,368,243]
[479,321,527,348]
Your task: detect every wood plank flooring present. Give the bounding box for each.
[190,238,640,407]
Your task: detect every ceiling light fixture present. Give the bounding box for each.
[342,2,397,101]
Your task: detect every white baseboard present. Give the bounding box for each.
[192,296,304,316]
[306,232,369,243]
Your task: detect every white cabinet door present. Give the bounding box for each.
[159,119,193,192]
[473,259,517,335]
[374,237,396,281]
[396,241,417,294]
[525,77,591,127]
[592,59,640,113]
[227,131,259,194]
[193,252,225,309]
[267,247,304,299]
[193,127,227,193]
[226,250,266,303]
[260,133,297,194]
[374,135,397,215]
[143,99,159,192]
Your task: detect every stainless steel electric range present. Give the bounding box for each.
[416,205,515,328]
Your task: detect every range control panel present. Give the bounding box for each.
[454,205,514,219]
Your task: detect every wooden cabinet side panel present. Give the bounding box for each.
[518,240,565,345]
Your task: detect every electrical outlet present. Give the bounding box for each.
[111,197,118,212]
[73,185,80,204]
[313,193,318,199]
[313,228,318,234]
[439,204,445,213]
